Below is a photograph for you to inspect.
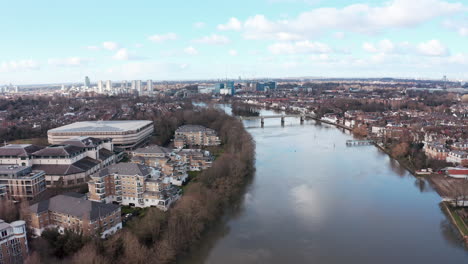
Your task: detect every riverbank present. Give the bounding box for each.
[237,102,468,245]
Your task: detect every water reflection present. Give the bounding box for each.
[182,104,468,264]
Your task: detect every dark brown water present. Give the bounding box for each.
[181,106,468,264]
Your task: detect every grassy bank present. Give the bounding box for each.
[443,202,468,239]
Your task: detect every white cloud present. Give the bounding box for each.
[86,45,100,51]
[112,48,145,60]
[229,49,238,56]
[102,41,119,51]
[48,57,91,66]
[363,39,396,53]
[444,19,468,36]
[417,39,449,56]
[240,0,466,40]
[0,59,39,72]
[268,41,332,54]
[217,17,242,31]
[448,53,468,64]
[193,22,206,29]
[148,33,178,43]
[193,34,230,45]
[184,46,198,55]
[333,32,345,39]
[362,39,414,55]
[276,32,303,41]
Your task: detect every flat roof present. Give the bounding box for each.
[48,120,153,134]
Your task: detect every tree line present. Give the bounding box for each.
[20,106,256,263]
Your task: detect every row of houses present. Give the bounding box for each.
[0,136,116,189]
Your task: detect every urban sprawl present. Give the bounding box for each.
[0,76,468,262]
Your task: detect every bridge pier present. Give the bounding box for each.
[300,115,304,124]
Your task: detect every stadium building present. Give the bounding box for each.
[47,120,154,150]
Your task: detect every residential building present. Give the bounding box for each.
[28,193,121,238]
[88,163,180,210]
[105,80,112,91]
[424,143,450,160]
[0,137,116,187]
[131,145,173,166]
[0,165,46,200]
[177,149,213,171]
[47,120,154,150]
[452,141,468,151]
[174,125,220,148]
[131,145,189,186]
[446,150,468,165]
[0,144,43,167]
[0,219,28,264]
[147,80,153,94]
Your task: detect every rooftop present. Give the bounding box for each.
[48,120,153,133]
[133,145,173,155]
[29,193,119,220]
[175,125,215,133]
[93,163,151,178]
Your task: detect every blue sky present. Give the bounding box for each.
[1,0,468,85]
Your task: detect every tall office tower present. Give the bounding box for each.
[84,76,91,87]
[97,80,103,93]
[147,80,153,94]
[131,80,136,90]
[106,80,112,91]
[136,80,142,94]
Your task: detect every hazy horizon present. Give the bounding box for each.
[1,0,468,85]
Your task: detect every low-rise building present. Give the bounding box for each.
[0,219,28,264]
[424,143,450,160]
[177,149,213,171]
[446,150,468,165]
[0,165,46,200]
[28,193,121,238]
[452,141,468,151]
[0,137,116,187]
[174,125,220,148]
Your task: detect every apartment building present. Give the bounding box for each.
[174,125,220,148]
[88,163,180,210]
[0,220,28,264]
[131,145,190,186]
[0,137,116,187]
[131,145,173,167]
[177,149,213,171]
[29,193,121,238]
[0,165,46,200]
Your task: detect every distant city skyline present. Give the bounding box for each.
[1,0,468,85]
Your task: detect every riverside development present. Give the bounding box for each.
[0,78,468,263]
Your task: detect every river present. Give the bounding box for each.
[181,105,468,263]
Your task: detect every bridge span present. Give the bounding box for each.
[238,114,315,126]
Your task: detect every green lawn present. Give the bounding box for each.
[452,209,468,236]
[121,206,147,217]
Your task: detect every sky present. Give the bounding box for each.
[1,0,468,85]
